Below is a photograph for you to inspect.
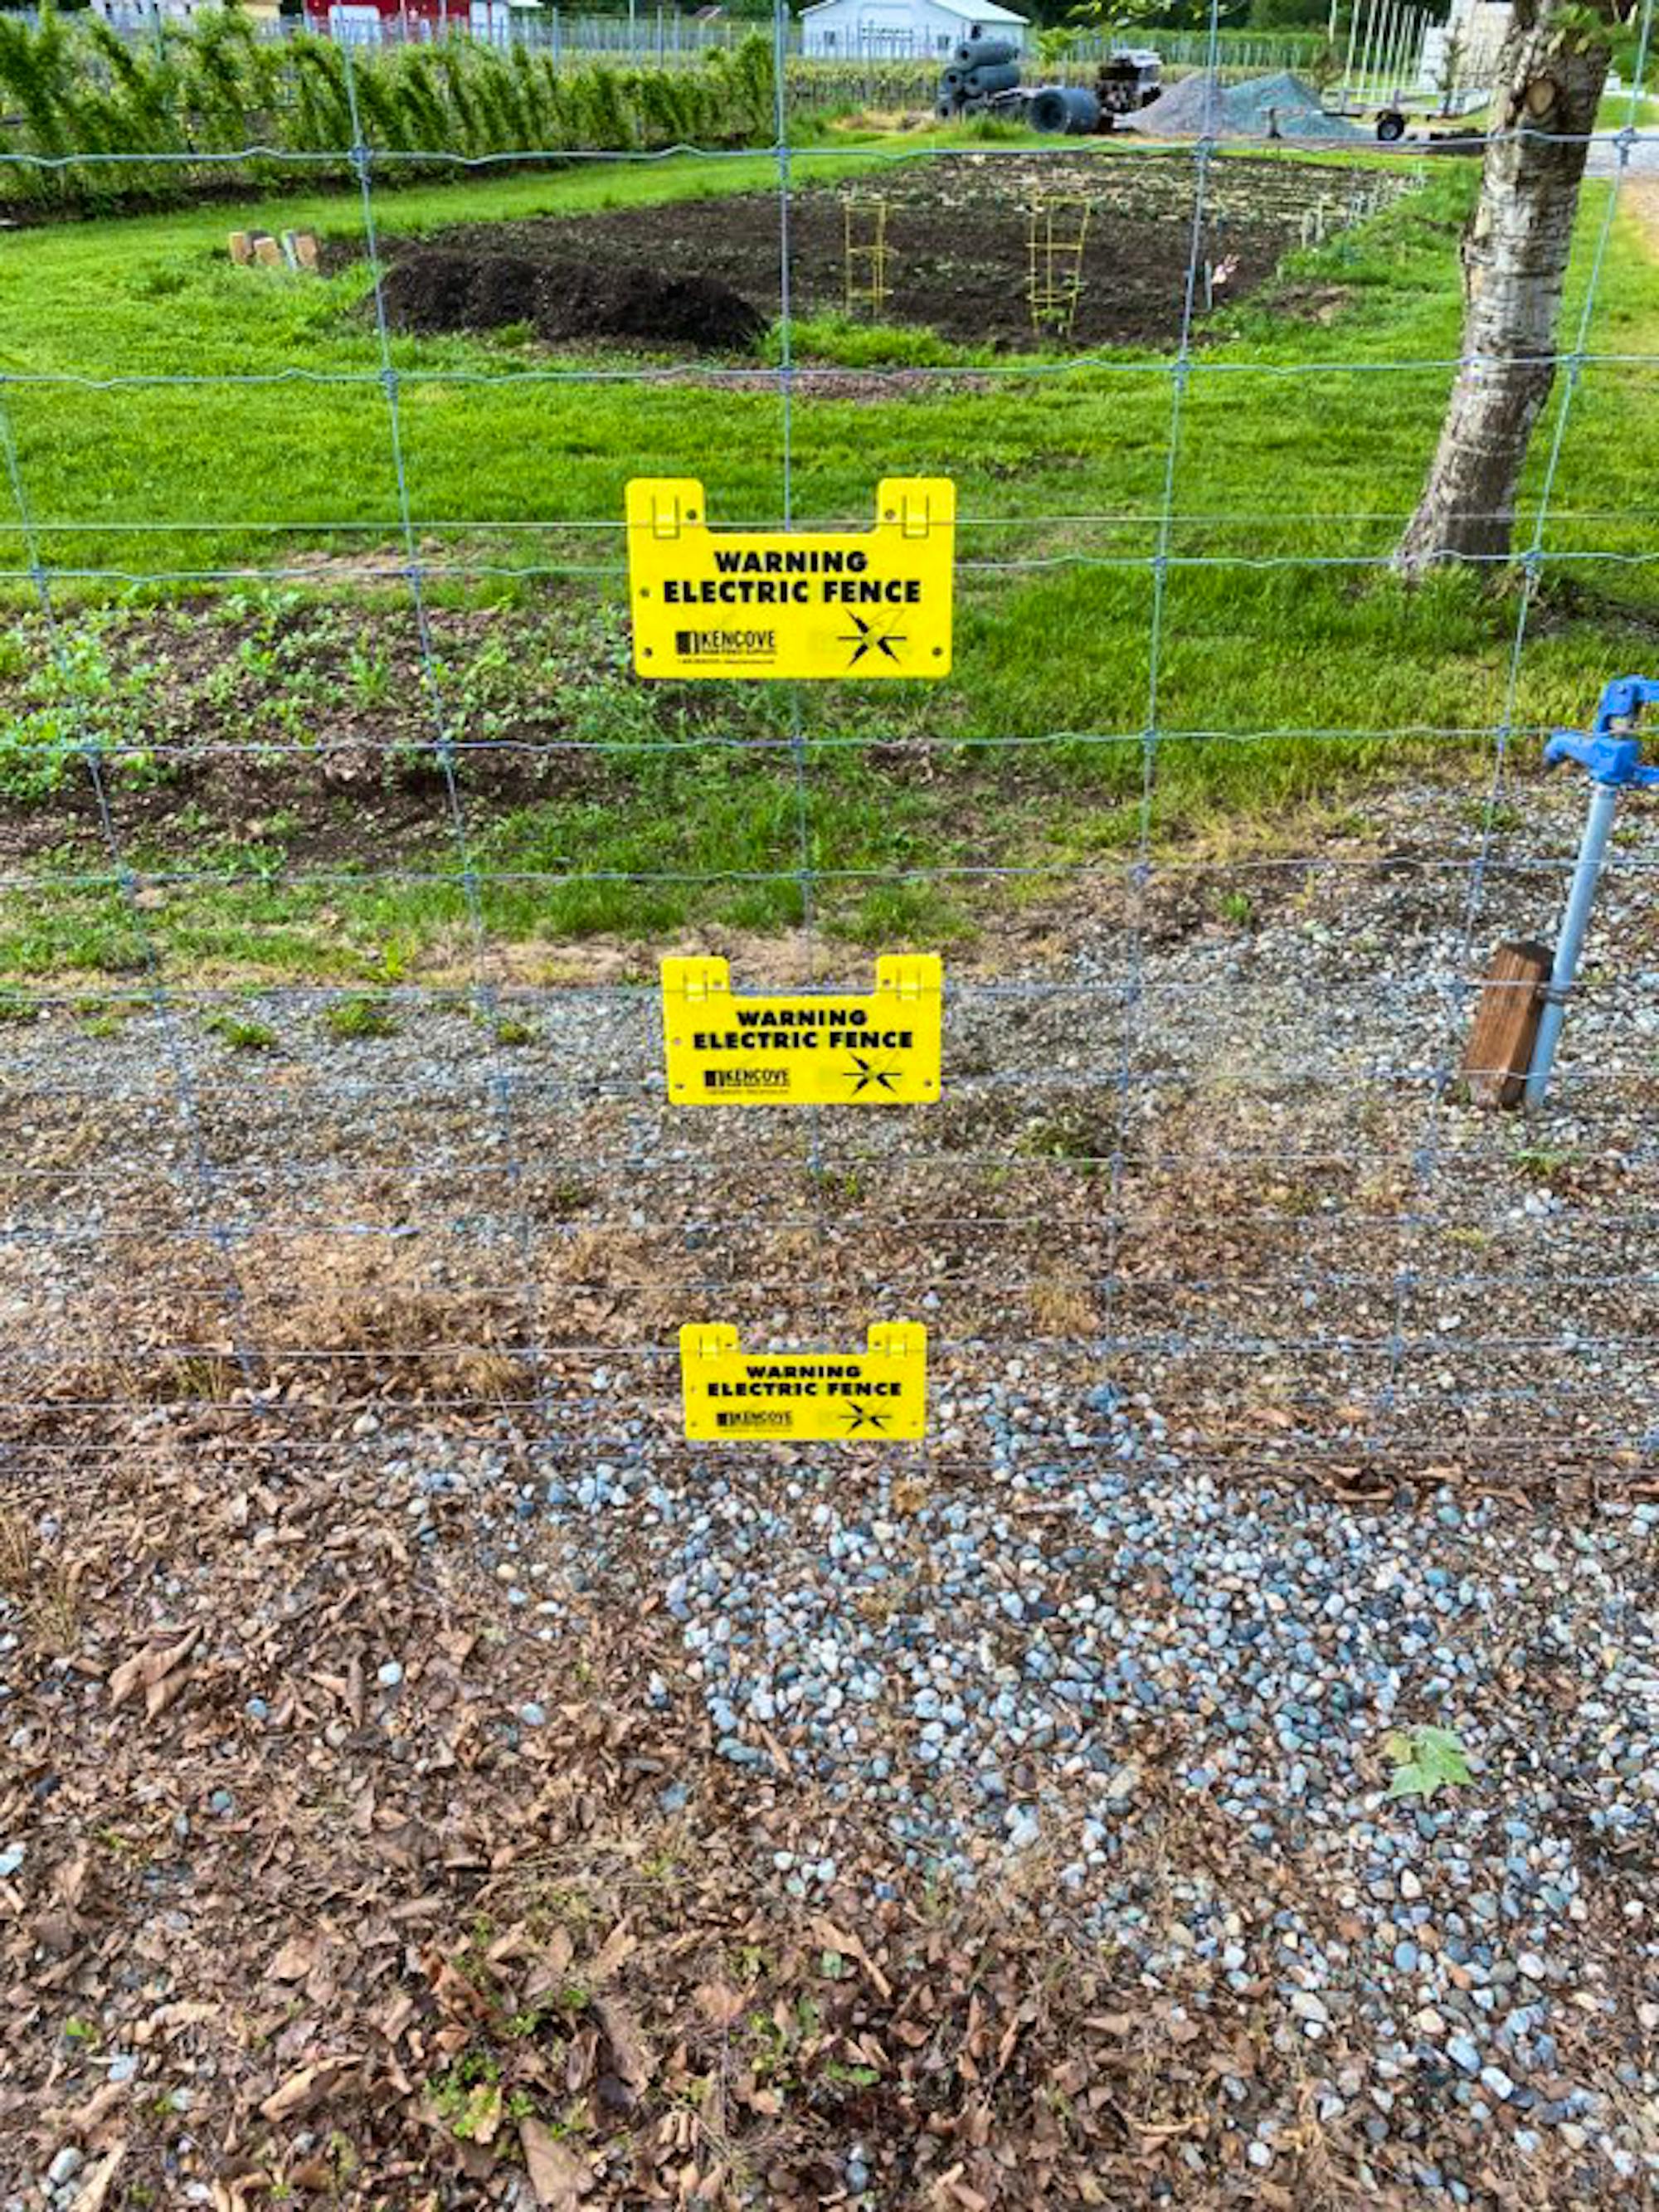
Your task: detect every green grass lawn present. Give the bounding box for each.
[2,129,1657,986]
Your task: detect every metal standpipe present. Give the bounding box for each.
[1525,779,1622,1110]
[1523,674,1659,1111]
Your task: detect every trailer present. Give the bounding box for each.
[1322,0,1497,141]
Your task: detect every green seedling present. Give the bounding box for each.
[323,994,397,1041]
[206,1013,279,1052]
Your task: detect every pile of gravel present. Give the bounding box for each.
[1134,66,1365,142]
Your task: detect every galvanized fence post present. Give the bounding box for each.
[1524,674,1659,1111]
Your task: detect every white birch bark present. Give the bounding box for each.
[1394,0,1611,575]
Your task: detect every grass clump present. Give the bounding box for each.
[205,1011,280,1052]
[322,994,398,1042]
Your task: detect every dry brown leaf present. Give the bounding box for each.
[566,2026,598,2093]
[592,1992,652,2092]
[56,1852,92,1908]
[259,2059,352,2123]
[145,1668,193,1719]
[268,1937,316,1982]
[32,1909,80,1957]
[588,1921,635,1986]
[42,2080,127,2137]
[108,1625,202,1714]
[69,2140,125,2210]
[519,2117,591,2208]
[694,1982,747,2030]
[131,2000,217,2047]
[522,1928,576,2003]
[810,1917,893,2001]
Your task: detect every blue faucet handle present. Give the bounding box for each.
[1592,674,1659,738]
[1546,675,1659,785]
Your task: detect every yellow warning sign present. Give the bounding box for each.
[626,477,955,680]
[661,954,941,1106]
[680,1321,928,1441]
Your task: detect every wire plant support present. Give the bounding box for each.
[841,192,893,319]
[1025,193,1092,341]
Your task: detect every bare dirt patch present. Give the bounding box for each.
[361,151,1381,354]
[380,250,769,352]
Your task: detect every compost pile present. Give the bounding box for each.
[1134,67,1363,141]
[378,246,767,352]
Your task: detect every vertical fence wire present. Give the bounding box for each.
[1374,0,1657,1448]
[1097,0,1224,1421]
[771,0,831,1351]
[335,18,550,1413]
[0,396,255,1388]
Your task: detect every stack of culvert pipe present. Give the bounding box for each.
[937,33,1023,118]
[1029,83,1100,133]
[951,35,1017,66]
[963,60,1020,93]
[937,36,1106,134]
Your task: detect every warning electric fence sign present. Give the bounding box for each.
[626,477,956,681]
[661,954,942,1106]
[679,1322,928,1441]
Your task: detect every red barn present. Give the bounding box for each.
[301,0,472,36]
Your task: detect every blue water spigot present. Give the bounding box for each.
[1544,673,1659,787]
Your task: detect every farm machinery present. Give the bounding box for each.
[935,36,1160,135]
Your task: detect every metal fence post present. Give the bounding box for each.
[1524,674,1659,1111]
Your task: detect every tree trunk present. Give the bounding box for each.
[1394,0,1611,576]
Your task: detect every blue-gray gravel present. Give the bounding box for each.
[378,1407,1659,2197]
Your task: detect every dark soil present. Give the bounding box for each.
[379,249,769,352]
[365,151,1382,354]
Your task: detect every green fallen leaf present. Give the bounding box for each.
[450,2081,504,2145]
[1384,1723,1472,1802]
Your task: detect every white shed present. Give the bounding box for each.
[800,0,1029,62]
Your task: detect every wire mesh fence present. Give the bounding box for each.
[10,38,1659,2183]
[2,2,1657,1516]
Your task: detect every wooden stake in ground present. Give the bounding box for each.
[1462,937,1550,1106]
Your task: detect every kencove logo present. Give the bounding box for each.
[674,628,776,660]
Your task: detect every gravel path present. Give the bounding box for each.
[4,771,1659,2203]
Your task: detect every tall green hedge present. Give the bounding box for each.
[0,2,779,209]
